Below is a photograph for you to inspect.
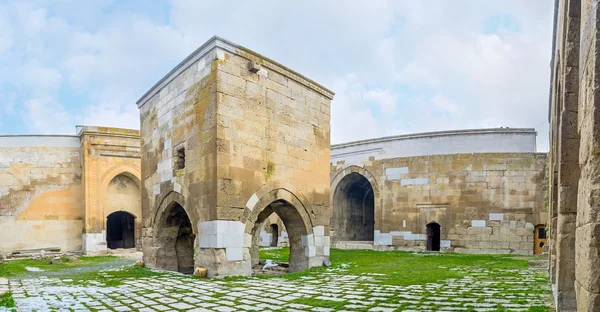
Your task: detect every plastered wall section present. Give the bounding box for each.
[332,129,536,166]
[332,153,547,255]
[214,50,332,227]
[79,127,141,253]
[0,136,83,253]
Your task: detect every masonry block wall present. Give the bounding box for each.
[330,130,547,255]
[0,136,83,253]
[548,0,600,310]
[0,127,142,255]
[138,37,333,277]
[79,126,142,254]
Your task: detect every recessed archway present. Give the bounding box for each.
[426,222,441,251]
[154,202,195,274]
[104,173,141,249]
[332,172,375,241]
[249,200,311,272]
[106,211,135,249]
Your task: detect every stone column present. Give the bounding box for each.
[575,0,600,309]
[554,1,580,310]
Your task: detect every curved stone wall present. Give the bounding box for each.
[332,128,537,166]
[329,128,547,255]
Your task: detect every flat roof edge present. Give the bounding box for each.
[136,36,335,108]
[331,128,537,149]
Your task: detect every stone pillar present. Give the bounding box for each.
[575,0,600,309]
[554,1,580,310]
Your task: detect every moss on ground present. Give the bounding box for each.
[0,291,14,308]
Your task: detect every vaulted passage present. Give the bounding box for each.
[250,200,311,273]
[155,202,195,274]
[426,223,441,251]
[332,173,375,241]
[106,211,135,249]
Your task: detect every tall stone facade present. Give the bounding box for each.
[548,0,600,310]
[137,37,333,277]
[79,126,142,253]
[0,126,141,255]
[330,129,548,255]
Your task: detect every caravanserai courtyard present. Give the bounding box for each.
[0,249,550,312]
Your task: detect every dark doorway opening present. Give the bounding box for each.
[156,202,195,274]
[107,211,135,249]
[426,222,441,251]
[332,173,375,241]
[270,224,279,247]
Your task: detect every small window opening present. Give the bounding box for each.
[176,147,185,169]
[538,227,547,239]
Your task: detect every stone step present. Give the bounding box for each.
[12,247,61,254]
[528,259,549,270]
[11,252,62,259]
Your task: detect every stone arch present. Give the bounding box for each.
[152,191,197,234]
[102,168,142,249]
[330,166,380,243]
[152,198,195,274]
[243,188,315,272]
[99,166,142,220]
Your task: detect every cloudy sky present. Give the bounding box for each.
[0,0,554,150]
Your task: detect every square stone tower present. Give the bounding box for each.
[137,36,333,277]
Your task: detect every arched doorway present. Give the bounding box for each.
[106,211,135,249]
[534,224,547,255]
[426,222,441,251]
[155,202,195,274]
[332,173,375,241]
[104,174,141,248]
[270,224,279,247]
[249,199,312,272]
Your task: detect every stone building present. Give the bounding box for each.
[547,0,600,310]
[264,128,548,254]
[136,36,333,277]
[0,126,141,255]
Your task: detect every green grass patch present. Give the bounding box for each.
[288,297,348,309]
[0,291,15,308]
[0,256,120,278]
[259,247,531,286]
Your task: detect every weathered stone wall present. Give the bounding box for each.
[138,37,333,277]
[79,126,141,254]
[543,0,600,310]
[0,126,142,255]
[0,136,83,253]
[331,134,547,255]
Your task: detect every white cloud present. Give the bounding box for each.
[0,0,553,151]
[23,64,64,94]
[330,74,381,143]
[364,89,398,115]
[432,94,459,113]
[22,97,72,134]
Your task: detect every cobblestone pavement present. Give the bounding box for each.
[0,266,550,312]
